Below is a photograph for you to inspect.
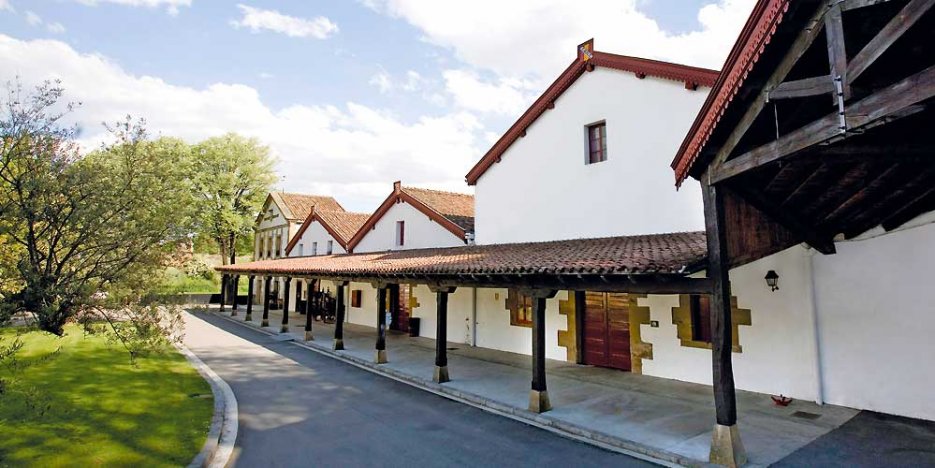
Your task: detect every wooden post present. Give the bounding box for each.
[296,280,304,315]
[261,276,272,327]
[245,275,255,322]
[304,279,316,341]
[334,281,348,350]
[219,274,227,312]
[702,180,747,467]
[574,290,586,365]
[375,285,388,363]
[527,289,556,413]
[230,275,240,316]
[431,286,457,383]
[281,277,291,333]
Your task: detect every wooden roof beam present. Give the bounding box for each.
[713,64,935,184]
[848,0,935,82]
[768,75,834,100]
[881,187,935,231]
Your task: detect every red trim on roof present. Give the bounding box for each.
[346,182,468,252]
[465,49,720,186]
[671,0,791,186]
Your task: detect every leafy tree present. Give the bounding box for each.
[0,80,195,338]
[191,133,275,265]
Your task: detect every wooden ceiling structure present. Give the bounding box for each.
[674,0,935,266]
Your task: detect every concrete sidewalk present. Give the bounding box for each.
[208,306,857,467]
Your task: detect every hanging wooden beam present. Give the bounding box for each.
[701,179,747,466]
[708,3,831,172]
[824,4,850,100]
[714,64,935,184]
[768,75,834,100]
[847,0,935,82]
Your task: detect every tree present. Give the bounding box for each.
[190,134,275,266]
[0,80,196,337]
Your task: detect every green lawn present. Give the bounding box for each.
[0,326,213,467]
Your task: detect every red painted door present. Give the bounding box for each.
[582,292,631,371]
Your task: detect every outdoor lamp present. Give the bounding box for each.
[765,270,779,291]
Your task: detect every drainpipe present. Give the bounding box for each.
[471,287,478,347]
[804,247,825,405]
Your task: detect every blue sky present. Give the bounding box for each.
[0,0,754,211]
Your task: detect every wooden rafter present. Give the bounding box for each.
[802,162,873,221]
[843,166,935,237]
[824,4,850,99]
[713,64,935,183]
[881,187,935,230]
[708,3,831,174]
[848,0,935,82]
[768,75,834,100]
[821,165,902,225]
[841,0,895,11]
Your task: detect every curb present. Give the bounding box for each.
[207,311,700,467]
[178,314,239,468]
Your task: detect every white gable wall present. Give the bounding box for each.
[474,69,708,244]
[353,200,464,253]
[288,221,346,257]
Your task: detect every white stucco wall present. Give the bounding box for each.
[353,201,465,253]
[640,247,819,401]
[812,221,935,421]
[288,221,346,257]
[474,69,709,244]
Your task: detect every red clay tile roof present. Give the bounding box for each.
[317,210,370,245]
[220,231,707,278]
[400,186,475,233]
[671,0,790,186]
[466,46,720,186]
[274,192,345,220]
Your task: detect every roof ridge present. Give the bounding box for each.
[400,185,475,198]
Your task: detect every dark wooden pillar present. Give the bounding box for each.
[304,279,316,341]
[296,280,304,315]
[375,284,388,363]
[431,286,456,383]
[245,275,255,321]
[281,277,291,333]
[702,180,746,466]
[230,275,240,316]
[574,290,586,365]
[219,274,228,312]
[261,276,272,327]
[527,289,556,413]
[334,281,348,350]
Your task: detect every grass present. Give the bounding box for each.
[0,325,214,467]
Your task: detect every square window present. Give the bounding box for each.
[585,122,607,164]
[690,294,712,343]
[506,289,534,328]
[351,290,362,308]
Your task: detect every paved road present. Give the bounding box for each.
[184,312,655,468]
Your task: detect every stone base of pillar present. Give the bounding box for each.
[333,339,344,350]
[433,365,450,383]
[261,319,269,327]
[244,313,253,322]
[375,349,388,364]
[528,390,551,413]
[280,325,290,334]
[230,309,238,317]
[304,331,314,341]
[710,423,747,467]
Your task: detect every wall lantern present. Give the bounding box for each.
[764,270,780,292]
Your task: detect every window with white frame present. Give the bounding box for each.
[585,121,607,164]
[312,241,318,256]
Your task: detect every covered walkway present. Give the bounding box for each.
[211,305,857,466]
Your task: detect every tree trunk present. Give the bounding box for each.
[229,231,236,265]
[218,236,229,266]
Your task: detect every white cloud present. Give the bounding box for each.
[0,0,14,13]
[46,22,66,34]
[0,35,479,210]
[231,4,338,39]
[368,68,426,94]
[25,10,41,26]
[258,72,274,79]
[442,69,538,115]
[363,0,754,77]
[368,70,393,93]
[73,0,191,16]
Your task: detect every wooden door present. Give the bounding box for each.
[388,285,410,333]
[582,292,631,371]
